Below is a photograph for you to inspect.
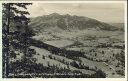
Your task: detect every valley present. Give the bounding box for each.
[9,13,125,78]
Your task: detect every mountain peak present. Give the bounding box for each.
[49,13,61,16]
[30,13,118,31]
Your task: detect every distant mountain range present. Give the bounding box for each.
[109,23,124,31]
[29,13,120,33]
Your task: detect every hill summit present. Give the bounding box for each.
[29,13,118,33]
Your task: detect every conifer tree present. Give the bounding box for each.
[2,3,32,78]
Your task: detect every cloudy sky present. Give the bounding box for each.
[27,3,124,23]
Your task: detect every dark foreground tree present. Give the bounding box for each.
[2,3,32,78]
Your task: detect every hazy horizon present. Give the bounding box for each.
[27,3,124,23]
[28,13,125,24]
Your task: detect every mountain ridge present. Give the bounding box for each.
[29,13,118,33]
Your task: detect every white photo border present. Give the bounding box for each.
[0,1,127,81]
